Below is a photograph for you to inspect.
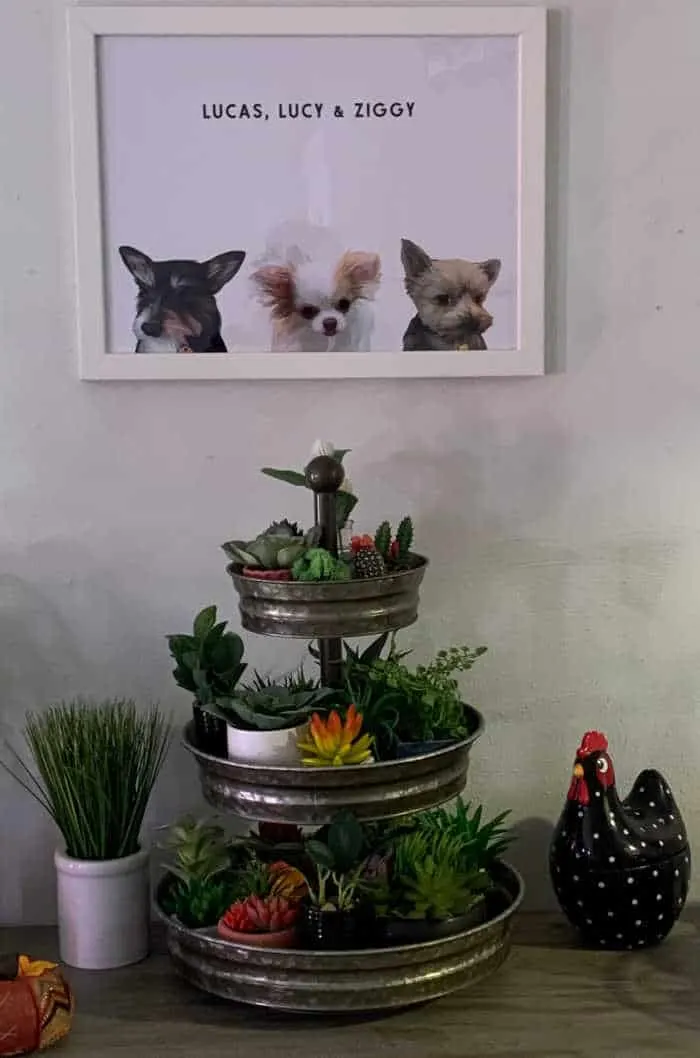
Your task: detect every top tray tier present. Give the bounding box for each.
[228,556,428,638]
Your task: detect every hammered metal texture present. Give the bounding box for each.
[156,862,523,1013]
[183,707,484,825]
[228,557,428,637]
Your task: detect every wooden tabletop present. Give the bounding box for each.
[1,913,698,1057]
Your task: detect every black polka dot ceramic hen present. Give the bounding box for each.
[549,730,690,949]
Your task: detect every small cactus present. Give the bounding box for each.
[395,516,414,563]
[374,521,392,560]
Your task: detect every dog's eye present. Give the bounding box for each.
[335,298,351,313]
[473,294,485,305]
[300,305,319,320]
[434,293,450,306]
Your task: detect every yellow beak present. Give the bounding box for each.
[573,763,584,779]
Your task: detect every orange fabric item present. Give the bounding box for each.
[0,957,74,1056]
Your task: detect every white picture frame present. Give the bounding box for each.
[66,4,547,381]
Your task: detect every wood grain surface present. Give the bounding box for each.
[1,913,698,1058]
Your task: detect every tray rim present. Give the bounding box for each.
[155,859,524,964]
[228,553,428,600]
[182,704,485,785]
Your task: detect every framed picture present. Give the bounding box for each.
[67,5,547,381]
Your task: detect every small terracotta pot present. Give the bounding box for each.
[242,568,292,581]
[216,920,298,948]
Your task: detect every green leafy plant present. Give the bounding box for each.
[166,605,246,706]
[359,642,487,743]
[210,684,337,732]
[2,698,171,861]
[412,797,512,869]
[292,548,351,582]
[302,811,368,910]
[261,444,357,530]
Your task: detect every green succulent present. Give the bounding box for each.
[223,525,320,571]
[292,547,352,582]
[166,605,246,706]
[158,815,232,885]
[374,520,392,560]
[395,516,414,564]
[211,684,338,731]
[160,875,237,929]
[264,519,303,537]
[412,798,512,869]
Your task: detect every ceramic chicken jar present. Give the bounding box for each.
[550,730,690,949]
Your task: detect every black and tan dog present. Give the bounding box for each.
[119,245,246,353]
[400,238,501,351]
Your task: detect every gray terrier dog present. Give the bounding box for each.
[400,238,501,351]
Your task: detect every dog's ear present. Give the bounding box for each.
[336,252,382,299]
[119,245,155,287]
[204,251,246,293]
[480,258,501,287]
[400,239,432,279]
[250,264,296,318]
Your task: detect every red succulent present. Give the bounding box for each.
[221,894,300,934]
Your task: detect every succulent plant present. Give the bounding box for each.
[297,705,374,767]
[166,605,246,706]
[220,894,300,934]
[158,815,232,886]
[264,519,303,537]
[213,684,337,731]
[157,815,238,928]
[222,525,320,571]
[394,516,414,564]
[374,521,392,561]
[268,860,309,902]
[292,547,351,582]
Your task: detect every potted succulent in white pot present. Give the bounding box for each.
[206,674,337,764]
[3,697,171,970]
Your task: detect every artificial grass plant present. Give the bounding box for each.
[3,697,172,861]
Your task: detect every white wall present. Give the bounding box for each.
[2,0,700,924]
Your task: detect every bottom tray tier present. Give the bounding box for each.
[156,861,523,1014]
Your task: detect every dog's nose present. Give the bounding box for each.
[322,318,338,336]
[141,320,161,338]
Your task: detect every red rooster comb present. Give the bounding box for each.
[577,731,608,758]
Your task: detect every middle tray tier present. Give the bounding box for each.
[183,707,484,825]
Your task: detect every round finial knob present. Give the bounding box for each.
[305,455,345,493]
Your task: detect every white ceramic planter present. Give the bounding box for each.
[226,724,304,764]
[54,846,150,970]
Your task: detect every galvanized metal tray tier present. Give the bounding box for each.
[227,555,428,638]
[183,707,483,825]
[155,861,523,1013]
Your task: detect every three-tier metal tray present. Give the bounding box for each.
[159,454,522,1012]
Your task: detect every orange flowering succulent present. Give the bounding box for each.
[268,860,309,902]
[297,705,374,767]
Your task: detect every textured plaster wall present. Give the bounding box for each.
[2,0,700,923]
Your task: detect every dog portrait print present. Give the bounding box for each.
[249,222,381,352]
[118,245,246,353]
[400,238,501,351]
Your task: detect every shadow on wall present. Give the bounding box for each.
[507,816,558,912]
